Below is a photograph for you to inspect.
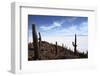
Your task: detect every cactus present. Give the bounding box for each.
[38,32,41,49]
[62,43,64,48]
[38,32,41,41]
[32,24,39,60]
[62,43,66,56]
[61,43,64,51]
[86,51,88,57]
[38,32,41,59]
[55,41,58,55]
[72,34,77,54]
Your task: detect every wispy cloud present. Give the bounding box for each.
[39,17,77,31]
[40,20,65,31]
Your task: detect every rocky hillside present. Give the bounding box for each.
[28,41,88,61]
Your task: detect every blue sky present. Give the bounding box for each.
[28,15,88,37]
[28,15,88,52]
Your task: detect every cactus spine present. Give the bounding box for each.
[32,24,39,60]
[72,34,77,54]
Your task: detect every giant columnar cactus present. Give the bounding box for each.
[55,41,58,55]
[72,34,77,54]
[38,32,41,48]
[32,24,39,60]
[38,32,41,41]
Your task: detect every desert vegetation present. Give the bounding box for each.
[28,24,88,61]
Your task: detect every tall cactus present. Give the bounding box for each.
[55,41,58,55]
[38,32,41,48]
[72,34,77,54]
[32,24,39,60]
[38,32,41,41]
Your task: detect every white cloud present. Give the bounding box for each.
[39,17,78,31]
[40,20,65,31]
[40,22,60,31]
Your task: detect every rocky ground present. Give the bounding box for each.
[28,41,88,61]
